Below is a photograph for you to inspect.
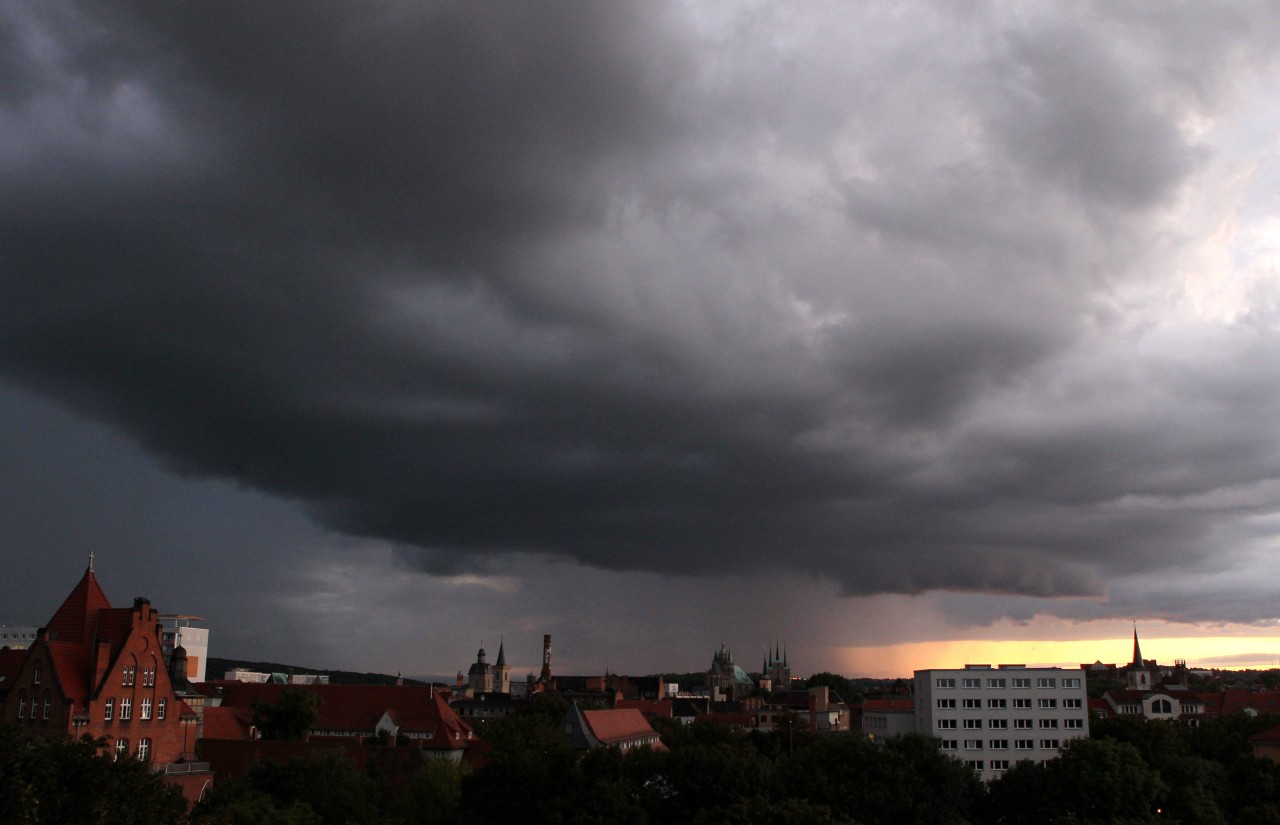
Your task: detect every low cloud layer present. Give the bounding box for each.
[5,1,1280,622]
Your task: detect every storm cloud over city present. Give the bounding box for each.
[5,1,1280,676]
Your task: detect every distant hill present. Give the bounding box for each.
[205,657,432,686]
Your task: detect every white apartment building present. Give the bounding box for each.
[0,625,39,650]
[914,664,1089,782]
[159,614,209,682]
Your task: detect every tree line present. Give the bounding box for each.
[6,697,1280,823]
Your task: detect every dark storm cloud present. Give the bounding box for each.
[5,1,1280,613]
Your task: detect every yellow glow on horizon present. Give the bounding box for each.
[834,636,1280,678]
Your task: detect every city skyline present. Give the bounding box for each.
[5,3,1280,680]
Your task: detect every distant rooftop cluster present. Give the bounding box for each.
[8,561,1280,793]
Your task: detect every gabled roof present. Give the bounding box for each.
[203,705,255,740]
[1221,689,1280,715]
[581,708,666,750]
[45,641,92,703]
[44,568,112,644]
[0,648,28,694]
[198,683,473,748]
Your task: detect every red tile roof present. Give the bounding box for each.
[0,649,27,692]
[615,698,673,718]
[582,708,665,749]
[863,698,915,712]
[45,641,92,703]
[203,705,255,740]
[1221,689,1280,715]
[45,568,112,644]
[199,683,473,748]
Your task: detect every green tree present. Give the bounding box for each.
[776,733,979,825]
[190,778,323,825]
[252,687,322,742]
[987,737,1165,825]
[387,758,463,825]
[0,725,187,825]
[243,753,381,825]
[806,672,857,703]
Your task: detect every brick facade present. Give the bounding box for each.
[0,568,198,767]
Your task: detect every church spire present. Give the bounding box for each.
[496,638,506,667]
[1131,623,1143,667]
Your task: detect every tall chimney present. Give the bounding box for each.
[540,634,552,682]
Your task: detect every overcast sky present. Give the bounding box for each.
[6,1,1280,679]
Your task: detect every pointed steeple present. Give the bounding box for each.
[496,638,506,667]
[1131,623,1143,667]
[45,564,112,643]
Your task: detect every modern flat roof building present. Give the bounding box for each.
[914,664,1089,782]
[159,615,208,683]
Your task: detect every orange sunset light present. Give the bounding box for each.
[833,635,1280,679]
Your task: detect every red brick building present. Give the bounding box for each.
[0,565,199,767]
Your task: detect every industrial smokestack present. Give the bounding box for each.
[540,634,552,682]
